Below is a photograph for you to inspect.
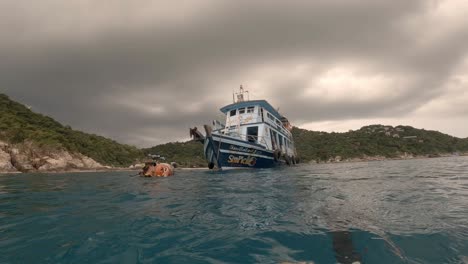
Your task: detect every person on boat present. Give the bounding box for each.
[189,126,205,141]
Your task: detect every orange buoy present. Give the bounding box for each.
[143,163,174,177]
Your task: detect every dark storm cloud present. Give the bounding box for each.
[1,0,468,146]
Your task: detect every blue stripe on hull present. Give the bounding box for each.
[203,136,280,169]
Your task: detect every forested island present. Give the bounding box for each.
[1,93,468,172]
[0,94,143,172]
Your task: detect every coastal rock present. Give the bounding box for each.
[364,155,386,161]
[38,151,103,171]
[9,147,35,171]
[0,148,16,172]
[80,155,102,168]
[399,152,414,159]
[129,163,144,169]
[134,163,144,168]
[0,140,103,173]
[0,140,8,149]
[37,155,65,171]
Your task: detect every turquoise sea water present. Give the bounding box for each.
[1,157,468,263]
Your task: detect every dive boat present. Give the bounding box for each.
[190,86,298,170]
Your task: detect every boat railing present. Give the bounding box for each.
[224,131,270,147]
[212,120,225,131]
[232,132,290,153]
[217,129,295,155]
[265,118,292,137]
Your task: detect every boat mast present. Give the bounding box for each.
[233,85,249,103]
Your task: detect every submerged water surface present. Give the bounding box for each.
[1,157,468,263]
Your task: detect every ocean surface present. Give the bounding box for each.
[1,157,468,264]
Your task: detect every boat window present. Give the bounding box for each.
[230,109,236,116]
[247,106,255,113]
[269,129,274,148]
[246,126,258,143]
[239,108,245,114]
[271,129,278,149]
[279,135,284,148]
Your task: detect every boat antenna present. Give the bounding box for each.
[244,85,250,101]
[233,85,250,103]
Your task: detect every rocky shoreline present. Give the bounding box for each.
[308,152,468,164]
[2,139,467,174]
[0,140,106,173]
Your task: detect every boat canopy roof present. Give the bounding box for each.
[220,100,283,120]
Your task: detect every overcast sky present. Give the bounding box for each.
[1,0,468,147]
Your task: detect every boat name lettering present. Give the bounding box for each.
[227,155,257,166]
[229,145,258,154]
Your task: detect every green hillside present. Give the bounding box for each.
[292,125,468,162]
[0,94,144,166]
[143,141,206,167]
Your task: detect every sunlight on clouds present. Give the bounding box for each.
[183,101,205,113]
[233,62,414,106]
[0,0,219,45]
[401,0,468,49]
[305,67,402,102]
[118,101,167,116]
[101,88,169,116]
[413,57,468,117]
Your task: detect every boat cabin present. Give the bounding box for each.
[213,88,295,156]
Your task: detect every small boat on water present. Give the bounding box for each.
[190,86,298,170]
